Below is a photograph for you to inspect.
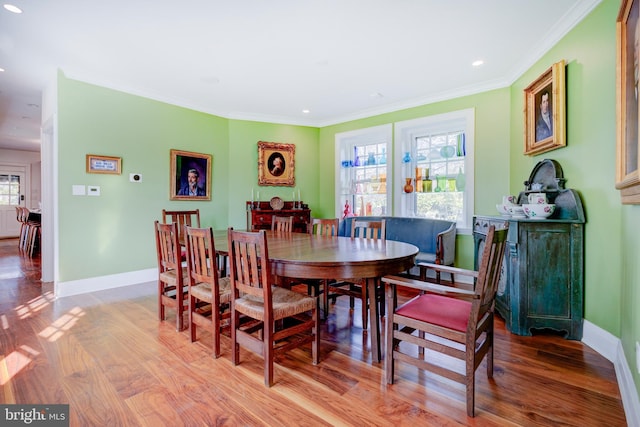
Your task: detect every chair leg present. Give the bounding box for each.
[158,281,165,321]
[212,300,221,359]
[361,284,368,328]
[189,295,197,342]
[264,320,274,387]
[312,299,320,365]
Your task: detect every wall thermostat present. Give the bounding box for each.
[129,173,142,182]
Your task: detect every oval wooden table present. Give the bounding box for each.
[214,229,418,363]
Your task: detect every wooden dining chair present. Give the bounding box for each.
[271,215,293,233]
[327,218,386,328]
[184,225,231,358]
[154,220,189,331]
[162,209,201,245]
[305,218,339,317]
[227,228,320,387]
[381,225,509,417]
[16,207,29,252]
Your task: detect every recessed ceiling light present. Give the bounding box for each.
[3,4,23,13]
[0,67,5,72]
[472,60,484,67]
[370,92,384,99]
[302,109,310,114]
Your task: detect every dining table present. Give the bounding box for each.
[212,229,418,363]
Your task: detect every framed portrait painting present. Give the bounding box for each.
[170,149,212,201]
[616,0,640,204]
[523,60,566,156]
[257,141,295,187]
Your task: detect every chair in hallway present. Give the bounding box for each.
[154,220,188,331]
[184,225,231,358]
[227,228,319,386]
[381,225,508,417]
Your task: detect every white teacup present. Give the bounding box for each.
[527,193,547,204]
[502,195,516,205]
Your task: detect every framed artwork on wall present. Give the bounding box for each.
[257,141,295,187]
[616,0,640,204]
[524,60,566,156]
[86,154,122,174]
[170,149,212,201]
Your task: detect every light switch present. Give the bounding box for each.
[72,185,86,196]
[87,186,101,196]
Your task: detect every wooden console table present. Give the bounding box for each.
[246,201,311,233]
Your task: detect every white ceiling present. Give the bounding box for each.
[0,0,601,153]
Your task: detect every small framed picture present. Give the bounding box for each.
[86,154,122,174]
[170,149,212,201]
[523,60,566,156]
[258,141,295,187]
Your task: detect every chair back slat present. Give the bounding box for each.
[351,219,386,241]
[228,228,272,301]
[155,221,182,272]
[271,216,293,233]
[184,226,219,285]
[309,218,339,236]
[162,209,201,244]
[469,225,509,331]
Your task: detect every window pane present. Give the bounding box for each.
[0,174,21,206]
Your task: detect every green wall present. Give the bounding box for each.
[55,0,640,397]
[58,75,228,281]
[226,120,319,230]
[510,0,621,336]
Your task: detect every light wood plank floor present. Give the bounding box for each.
[0,238,627,426]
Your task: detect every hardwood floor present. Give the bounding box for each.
[0,238,627,426]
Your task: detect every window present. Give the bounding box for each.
[335,124,392,219]
[394,109,474,233]
[0,174,21,206]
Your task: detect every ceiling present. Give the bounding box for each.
[0,0,600,153]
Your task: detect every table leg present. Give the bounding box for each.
[367,277,381,363]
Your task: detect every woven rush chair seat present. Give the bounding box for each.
[235,286,316,320]
[189,279,232,304]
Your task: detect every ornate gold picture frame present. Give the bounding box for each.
[86,154,122,174]
[258,141,295,187]
[170,149,212,201]
[524,60,566,156]
[616,0,640,203]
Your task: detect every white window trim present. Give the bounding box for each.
[335,124,392,219]
[393,109,475,234]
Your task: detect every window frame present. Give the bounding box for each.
[335,124,392,219]
[394,109,475,234]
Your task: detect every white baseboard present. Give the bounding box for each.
[55,268,157,298]
[583,320,640,426]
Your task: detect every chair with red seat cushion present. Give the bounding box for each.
[382,224,508,417]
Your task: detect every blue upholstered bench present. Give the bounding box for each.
[338,216,456,268]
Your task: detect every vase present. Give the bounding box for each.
[403,178,414,193]
[455,167,466,191]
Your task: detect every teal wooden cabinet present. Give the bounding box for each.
[474,160,586,340]
[474,213,584,339]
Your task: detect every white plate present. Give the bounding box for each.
[270,196,284,210]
